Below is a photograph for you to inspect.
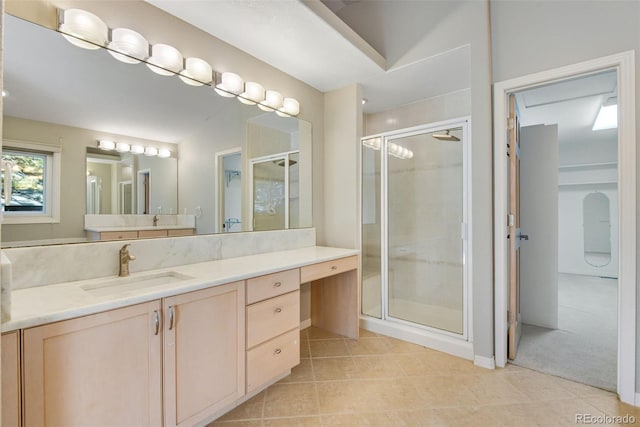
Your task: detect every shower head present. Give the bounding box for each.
[431,130,460,142]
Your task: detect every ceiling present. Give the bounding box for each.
[145,0,470,114]
[515,70,618,146]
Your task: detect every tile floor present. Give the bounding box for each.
[210,327,640,426]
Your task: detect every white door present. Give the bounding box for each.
[519,124,559,329]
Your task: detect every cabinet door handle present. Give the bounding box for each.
[274,348,282,355]
[275,307,282,313]
[153,310,160,335]
[331,265,338,270]
[168,306,175,330]
[273,281,282,288]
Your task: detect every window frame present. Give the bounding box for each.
[2,139,61,224]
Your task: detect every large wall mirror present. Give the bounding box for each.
[583,192,611,267]
[1,13,312,247]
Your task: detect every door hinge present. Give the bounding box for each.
[507,310,516,325]
[507,117,515,130]
[508,214,515,227]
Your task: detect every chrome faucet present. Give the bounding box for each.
[153,215,159,227]
[119,244,136,277]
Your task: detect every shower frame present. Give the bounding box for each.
[360,117,473,352]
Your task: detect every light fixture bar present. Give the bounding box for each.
[59,7,301,116]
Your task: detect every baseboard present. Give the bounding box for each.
[300,318,311,329]
[474,355,496,370]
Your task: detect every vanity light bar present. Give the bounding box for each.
[97,140,172,158]
[57,7,301,117]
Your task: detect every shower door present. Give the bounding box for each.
[250,151,298,231]
[362,120,469,338]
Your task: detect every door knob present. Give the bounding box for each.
[519,234,529,240]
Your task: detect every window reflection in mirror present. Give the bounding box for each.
[583,192,611,267]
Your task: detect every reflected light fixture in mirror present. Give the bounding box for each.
[98,139,116,150]
[259,90,284,112]
[144,147,159,156]
[179,57,213,86]
[115,142,130,152]
[59,9,108,50]
[147,43,183,76]
[215,72,244,97]
[239,82,265,105]
[108,28,148,64]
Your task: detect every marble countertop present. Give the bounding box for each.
[2,246,359,332]
[85,225,196,232]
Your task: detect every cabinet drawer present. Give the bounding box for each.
[167,228,195,237]
[247,290,300,349]
[138,229,168,238]
[300,256,358,283]
[99,231,139,241]
[246,268,299,304]
[246,328,299,393]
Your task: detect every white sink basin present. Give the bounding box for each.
[81,271,194,296]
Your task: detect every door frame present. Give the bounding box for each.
[493,51,636,405]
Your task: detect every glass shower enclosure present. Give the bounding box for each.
[361,120,470,338]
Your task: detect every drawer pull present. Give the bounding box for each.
[273,281,282,288]
[274,307,282,313]
[274,348,282,355]
[331,265,338,270]
[153,310,160,335]
[168,306,175,330]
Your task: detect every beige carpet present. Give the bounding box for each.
[512,273,617,391]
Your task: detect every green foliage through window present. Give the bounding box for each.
[1,150,46,212]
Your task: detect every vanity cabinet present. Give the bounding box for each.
[2,331,21,427]
[22,300,163,427]
[163,282,245,427]
[246,269,300,393]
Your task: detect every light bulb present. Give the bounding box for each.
[144,147,158,156]
[276,97,300,117]
[130,145,144,154]
[179,57,213,86]
[98,140,115,150]
[59,9,108,50]
[238,81,265,105]
[108,28,148,64]
[115,142,130,152]
[215,72,244,97]
[146,44,183,76]
[258,90,284,111]
[158,148,171,158]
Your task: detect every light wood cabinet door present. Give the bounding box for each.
[163,281,245,427]
[2,331,21,427]
[22,300,163,427]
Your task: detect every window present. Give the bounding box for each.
[1,140,61,224]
